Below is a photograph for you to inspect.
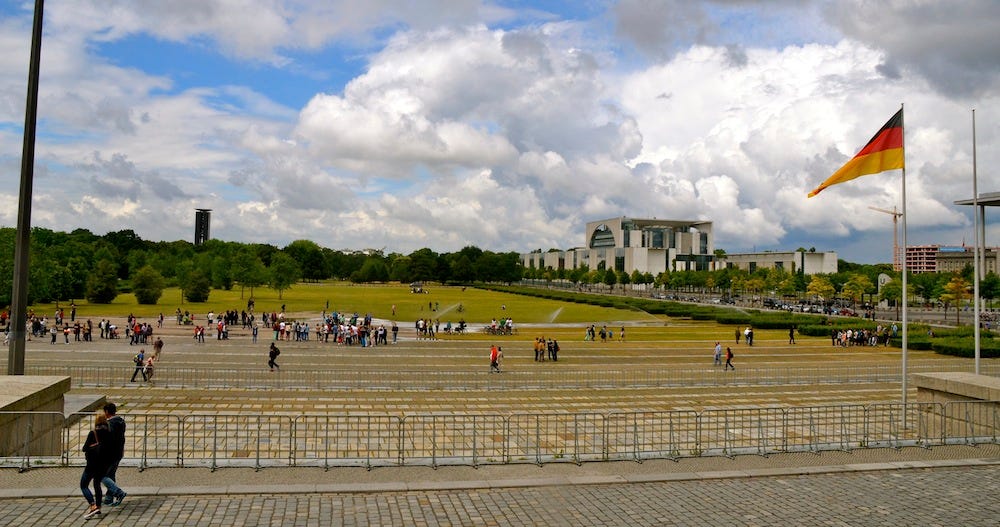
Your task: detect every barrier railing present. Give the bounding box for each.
[15,363,1000,391]
[3,401,998,470]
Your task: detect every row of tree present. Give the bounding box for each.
[524,256,993,311]
[0,228,522,305]
[0,226,988,309]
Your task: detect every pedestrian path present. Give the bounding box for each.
[1,445,997,526]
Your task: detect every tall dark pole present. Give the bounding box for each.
[8,0,45,376]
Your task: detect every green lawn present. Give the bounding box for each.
[35,282,661,325]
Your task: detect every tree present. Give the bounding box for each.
[132,265,166,305]
[231,248,267,298]
[806,275,835,302]
[910,272,942,304]
[211,255,234,290]
[450,255,475,283]
[184,269,211,303]
[268,252,301,299]
[353,257,390,283]
[174,260,193,304]
[841,274,874,308]
[618,270,631,289]
[940,275,971,324]
[603,268,617,289]
[86,260,119,303]
[408,248,442,282]
[390,256,412,283]
[284,240,327,281]
[981,272,1000,309]
[879,278,902,320]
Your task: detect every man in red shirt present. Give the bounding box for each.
[489,345,501,373]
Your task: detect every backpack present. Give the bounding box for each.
[133,354,142,365]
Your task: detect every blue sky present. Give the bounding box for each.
[0,0,998,264]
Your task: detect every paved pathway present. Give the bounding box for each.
[2,446,998,526]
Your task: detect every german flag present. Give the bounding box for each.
[808,109,904,198]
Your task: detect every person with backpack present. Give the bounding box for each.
[268,342,281,371]
[100,403,127,507]
[129,349,146,382]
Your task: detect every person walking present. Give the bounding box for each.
[268,342,281,371]
[129,349,146,382]
[100,403,127,507]
[724,347,735,371]
[713,341,722,366]
[489,345,501,373]
[80,412,112,519]
[152,337,164,361]
[788,326,796,345]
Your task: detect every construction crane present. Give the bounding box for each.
[869,205,903,270]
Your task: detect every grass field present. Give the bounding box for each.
[35,282,658,326]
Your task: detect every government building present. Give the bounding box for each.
[522,217,714,275]
[523,216,839,277]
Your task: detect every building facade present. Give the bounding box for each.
[194,208,212,246]
[718,250,838,275]
[933,247,1000,275]
[522,217,714,275]
[905,245,940,274]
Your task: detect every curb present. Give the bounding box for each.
[2,457,997,500]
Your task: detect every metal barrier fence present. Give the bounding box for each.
[3,402,997,470]
[12,363,1000,390]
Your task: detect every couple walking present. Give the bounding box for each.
[80,403,128,519]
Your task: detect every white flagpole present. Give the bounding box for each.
[973,109,981,374]
[900,103,909,414]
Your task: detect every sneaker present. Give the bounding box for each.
[83,505,101,519]
[102,495,113,505]
[112,491,126,506]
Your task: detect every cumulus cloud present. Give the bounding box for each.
[44,0,512,63]
[0,1,998,262]
[825,0,1000,98]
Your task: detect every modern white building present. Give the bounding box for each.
[718,250,838,275]
[522,217,714,275]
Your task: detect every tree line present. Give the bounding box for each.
[0,228,522,305]
[1,226,989,311]
[524,254,995,312]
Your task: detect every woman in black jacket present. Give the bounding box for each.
[80,412,112,519]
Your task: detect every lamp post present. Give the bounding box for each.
[7,0,44,375]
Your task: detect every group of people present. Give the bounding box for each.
[736,326,755,346]
[489,344,503,373]
[129,338,163,382]
[583,324,625,342]
[129,349,155,382]
[713,341,736,370]
[831,326,893,347]
[80,403,128,520]
[533,337,560,361]
[485,317,515,335]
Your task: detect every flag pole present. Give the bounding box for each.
[900,103,909,418]
[973,108,981,374]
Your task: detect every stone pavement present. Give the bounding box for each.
[1,445,998,526]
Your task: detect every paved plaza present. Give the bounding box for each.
[1,446,998,526]
[4,313,999,524]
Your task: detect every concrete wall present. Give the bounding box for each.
[0,376,71,457]
[913,372,1000,440]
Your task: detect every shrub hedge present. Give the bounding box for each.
[489,284,1000,357]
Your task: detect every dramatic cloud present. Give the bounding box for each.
[0,1,997,262]
[825,0,1000,99]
